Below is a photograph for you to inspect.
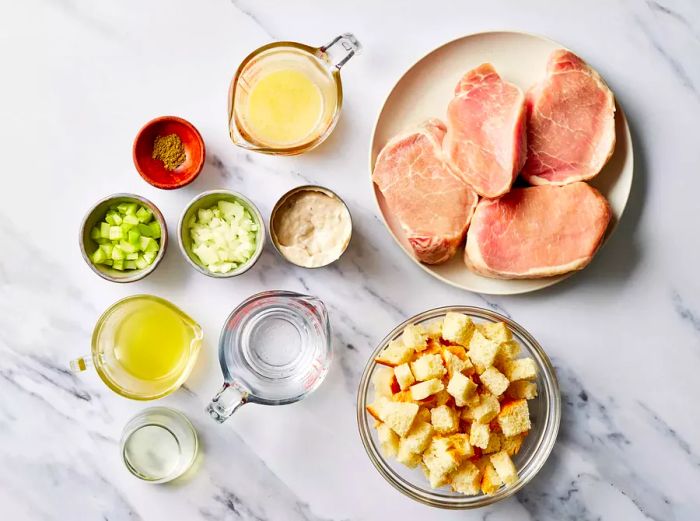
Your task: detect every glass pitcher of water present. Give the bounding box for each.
[207,291,332,423]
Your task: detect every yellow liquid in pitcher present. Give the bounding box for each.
[246,69,324,146]
[113,301,190,381]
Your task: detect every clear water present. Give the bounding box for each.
[123,424,180,480]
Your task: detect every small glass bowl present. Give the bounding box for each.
[356,306,561,509]
[177,190,265,278]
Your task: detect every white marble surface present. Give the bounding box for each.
[1,0,699,519]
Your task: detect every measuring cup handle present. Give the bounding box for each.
[207,384,248,423]
[319,33,361,69]
[69,354,93,373]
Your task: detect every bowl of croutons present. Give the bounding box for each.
[357,306,560,508]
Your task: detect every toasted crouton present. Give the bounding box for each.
[470,393,501,424]
[480,460,503,494]
[376,422,400,457]
[446,372,477,406]
[402,323,428,351]
[431,404,459,434]
[416,407,432,423]
[479,366,510,397]
[369,397,419,437]
[375,339,415,367]
[424,319,443,339]
[498,399,531,437]
[366,396,390,421]
[506,380,538,400]
[490,450,518,485]
[423,437,461,488]
[502,432,526,456]
[497,340,520,360]
[410,353,446,381]
[400,420,434,455]
[372,366,396,398]
[397,443,422,468]
[469,422,490,449]
[451,461,481,495]
[447,433,474,458]
[503,358,537,381]
[390,390,413,402]
[442,348,473,378]
[477,322,512,343]
[468,331,500,368]
[410,378,444,401]
[393,363,415,391]
[442,312,475,346]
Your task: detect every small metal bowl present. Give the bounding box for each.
[270,185,352,269]
[178,190,265,278]
[79,193,168,283]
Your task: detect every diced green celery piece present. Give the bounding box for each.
[105,213,116,225]
[103,259,113,266]
[123,214,139,226]
[109,226,124,241]
[136,206,153,223]
[118,203,138,215]
[124,260,137,270]
[112,259,124,270]
[135,256,148,269]
[100,222,111,238]
[120,222,134,234]
[128,229,141,244]
[139,236,152,252]
[111,246,125,261]
[148,221,161,239]
[143,251,156,264]
[137,223,154,238]
[100,243,114,257]
[125,252,139,260]
[119,240,137,254]
[144,238,159,253]
[90,227,101,241]
[95,237,109,245]
[91,248,107,264]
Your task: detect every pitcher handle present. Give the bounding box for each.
[319,33,361,69]
[70,354,93,373]
[207,383,248,423]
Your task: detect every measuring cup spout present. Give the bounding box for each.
[69,355,93,373]
[207,383,248,423]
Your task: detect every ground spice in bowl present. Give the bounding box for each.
[152,134,186,171]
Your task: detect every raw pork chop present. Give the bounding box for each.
[522,49,616,185]
[373,119,478,264]
[443,64,527,198]
[465,182,610,279]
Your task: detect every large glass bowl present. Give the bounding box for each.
[356,306,561,509]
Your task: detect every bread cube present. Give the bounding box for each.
[470,393,500,424]
[402,323,428,351]
[375,339,414,367]
[480,366,510,397]
[372,366,396,398]
[416,407,432,423]
[480,460,503,494]
[502,432,526,456]
[390,390,412,403]
[368,397,419,437]
[376,422,400,458]
[399,421,433,455]
[441,312,475,346]
[410,378,444,401]
[490,450,518,485]
[498,340,520,359]
[410,353,446,381]
[468,330,500,368]
[483,432,502,454]
[366,396,390,422]
[506,380,538,400]
[397,443,422,468]
[451,461,481,495]
[442,347,473,377]
[477,322,512,343]
[393,363,415,391]
[423,437,460,488]
[469,422,490,449]
[447,433,474,458]
[503,358,537,381]
[498,399,531,437]
[424,319,443,339]
[431,405,459,434]
[446,372,477,406]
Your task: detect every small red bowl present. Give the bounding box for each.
[133,116,205,189]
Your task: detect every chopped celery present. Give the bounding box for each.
[125,252,139,260]
[92,248,107,264]
[128,229,141,244]
[137,223,154,237]
[148,221,161,239]
[100,243,114,257]
[112,259,124,270]
[100,222,111,239]
[109,226,124,241]
[119,240,137,254]
[139,236,157,252]
[135,256,148,269]
[136,206,153,223]
[118,202,138,216]
[111,246,125,261]
[124,260,137,270]
[123,214,139,226]
[143,251,157,264]
[90,227,101,240]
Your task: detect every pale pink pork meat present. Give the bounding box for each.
[443,64,527,198]
[522,49,616,185]
[373,119,479,264]
[465,182,611,279]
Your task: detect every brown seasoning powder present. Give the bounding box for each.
[152,134,186,171]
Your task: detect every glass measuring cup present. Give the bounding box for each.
[70,295,203,400]
[207,291,332,423]
[228,33,361,155]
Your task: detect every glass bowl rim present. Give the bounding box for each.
[356,305,561,509]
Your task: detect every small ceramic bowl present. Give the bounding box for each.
[178,190,265,278]
[270,185,352,269]
[133,116,205,189]
[79,194,168,283]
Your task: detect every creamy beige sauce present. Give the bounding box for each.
[272,189,351,268]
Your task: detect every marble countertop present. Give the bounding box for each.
[2,0,699,519]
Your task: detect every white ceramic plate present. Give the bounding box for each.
[369,31,634,295]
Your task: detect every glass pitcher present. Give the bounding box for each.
[228,33,361,155]
[207,291,332,423]
[70,295,203,400]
